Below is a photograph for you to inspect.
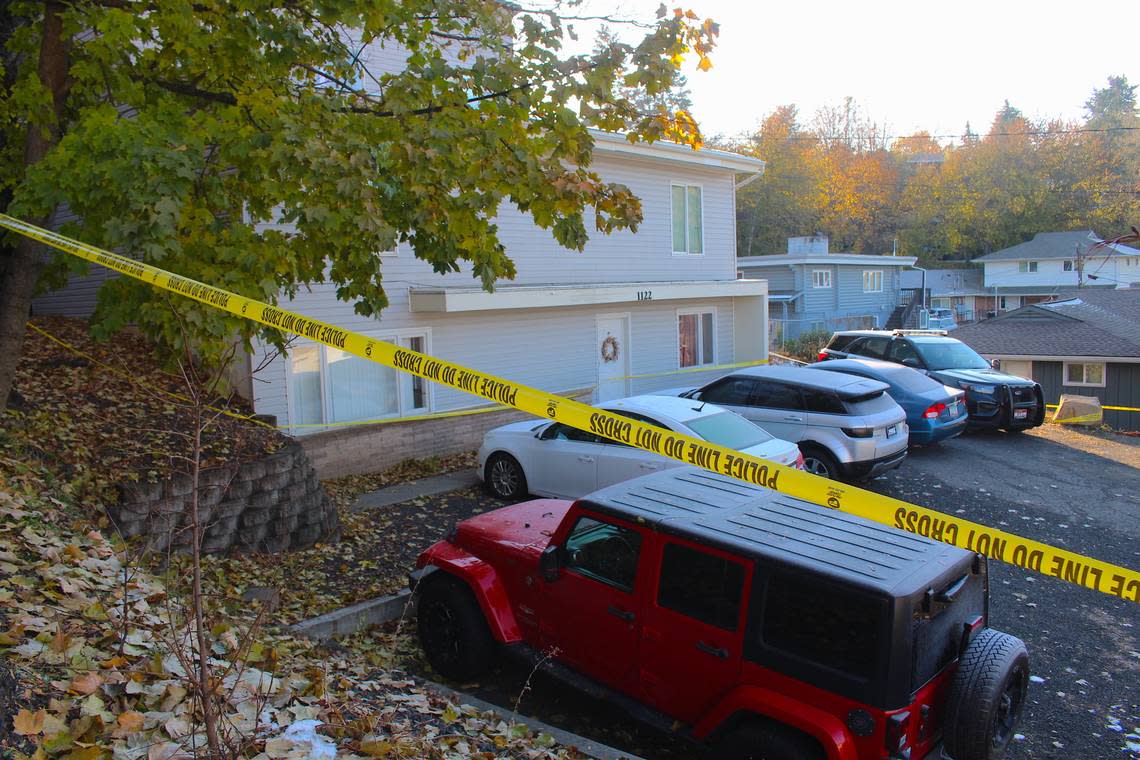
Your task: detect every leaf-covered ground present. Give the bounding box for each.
[203,454,493,624]
[0,318,588,758]
[1,318,284,508]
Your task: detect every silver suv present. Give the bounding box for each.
[677,365,908,481]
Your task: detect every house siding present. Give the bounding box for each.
[742,260,904,327]
[1027,360,1140,431]
[252,296,742,430]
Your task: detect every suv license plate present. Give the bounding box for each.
[886,425,898,438]
[1014,408,1028,420]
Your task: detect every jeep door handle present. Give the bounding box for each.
[639,463,661,470]
[607,605,635,622]
[577,456,595,463]
[696,640,728,660]
[782,415,803,422]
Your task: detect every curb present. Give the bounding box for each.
[417,678,647,760]
[290,589,414,640]
[351,470,482,512]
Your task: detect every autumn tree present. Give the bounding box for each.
[0,1,718,404]
[731,105,819,256]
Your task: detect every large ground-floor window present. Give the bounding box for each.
[288,331,430,428]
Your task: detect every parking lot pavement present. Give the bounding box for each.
[398,425,1140,760]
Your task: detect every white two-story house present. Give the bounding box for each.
[972,230,1140,311]
[251,133,767,424]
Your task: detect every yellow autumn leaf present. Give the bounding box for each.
[359,739,393,758]
[13,708,46,735]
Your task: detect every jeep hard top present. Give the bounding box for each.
[412,467,1029,760]
[819,330,1045,431]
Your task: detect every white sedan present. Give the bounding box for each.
[477,394,803,500]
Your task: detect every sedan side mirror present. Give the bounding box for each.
[901,358,921,369]
[540,544,561,582]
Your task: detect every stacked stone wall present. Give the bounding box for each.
[112,442,337,554]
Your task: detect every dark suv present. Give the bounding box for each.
[412,467,1030,760]
[820,330,1046,431]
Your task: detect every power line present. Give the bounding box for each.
[736,125,1140,143]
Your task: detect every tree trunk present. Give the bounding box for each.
[0,1,69,406]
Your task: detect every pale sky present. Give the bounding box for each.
[564,0,1140,142]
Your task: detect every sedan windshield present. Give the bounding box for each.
[687,412,773,450]
[915,341,990,370]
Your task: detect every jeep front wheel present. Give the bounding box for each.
[417,578,496,681]
[943,628,1029,760]
[710,719,825,760]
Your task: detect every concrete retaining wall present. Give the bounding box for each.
[111,442,338,554]
[299,389,592,479]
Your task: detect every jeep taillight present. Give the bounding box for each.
[886,711,910,755]
[922,402,946,419]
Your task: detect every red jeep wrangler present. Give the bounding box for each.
[412,467,1029,760]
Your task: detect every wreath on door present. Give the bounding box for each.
[600,335,621,363]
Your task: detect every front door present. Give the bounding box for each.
[596,315,630,402]
[537,512,648,693]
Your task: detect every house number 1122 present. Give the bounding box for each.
[637,290,653,301]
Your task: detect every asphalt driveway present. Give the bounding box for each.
[392,424,1140,759]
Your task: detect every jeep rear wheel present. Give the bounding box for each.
[944,628,1029,760]
[710,719,825,760]
[417,578,496,681]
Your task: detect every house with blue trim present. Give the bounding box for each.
[737,236,916,343]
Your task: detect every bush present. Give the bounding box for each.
[775,330,832,364]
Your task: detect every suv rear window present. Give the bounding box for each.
[658,543,746,631]
[826,334,860,351]
[851,336,890,359]
[760,570,880,680]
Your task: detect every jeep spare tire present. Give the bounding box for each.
[417,577,496,681]
[943,628,1029,760]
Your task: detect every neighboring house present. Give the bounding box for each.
[737,235,916,342]
[952,289,1140,431]
[971,230,1138,312]
[899,268,989,324]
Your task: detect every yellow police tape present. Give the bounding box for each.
[1047,403,1140,413]
[3,213,1137,604]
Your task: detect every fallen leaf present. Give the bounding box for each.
[69,671,104,695]
[113,711,146,738]
[13,707,46,735]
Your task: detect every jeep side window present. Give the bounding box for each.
[852,336,890,359]
[564,516,642,592]
[759,570,880,680]
[749,381,804,411]
[699,377,755,406]
[657,543,746,631]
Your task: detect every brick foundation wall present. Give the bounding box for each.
[298,389,593,479]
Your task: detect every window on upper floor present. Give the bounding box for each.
[812,270,832,289]
[862,270,883,293]
[671,184,703,255]
[678,309,715,368]
[1018,261,1038,273]
[1063,260,1074,272]
[288,332,430,430]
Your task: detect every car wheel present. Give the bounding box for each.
[943,628,1030,760]
[485,453,528,499]
[709,719,825,760]
[417,577,496,681]
[799,445,841,480]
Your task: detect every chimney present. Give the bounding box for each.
[787,235,829,256]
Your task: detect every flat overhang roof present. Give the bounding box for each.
[738,254,917,267]
[409,279,767,313]
[590,130,765,175]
